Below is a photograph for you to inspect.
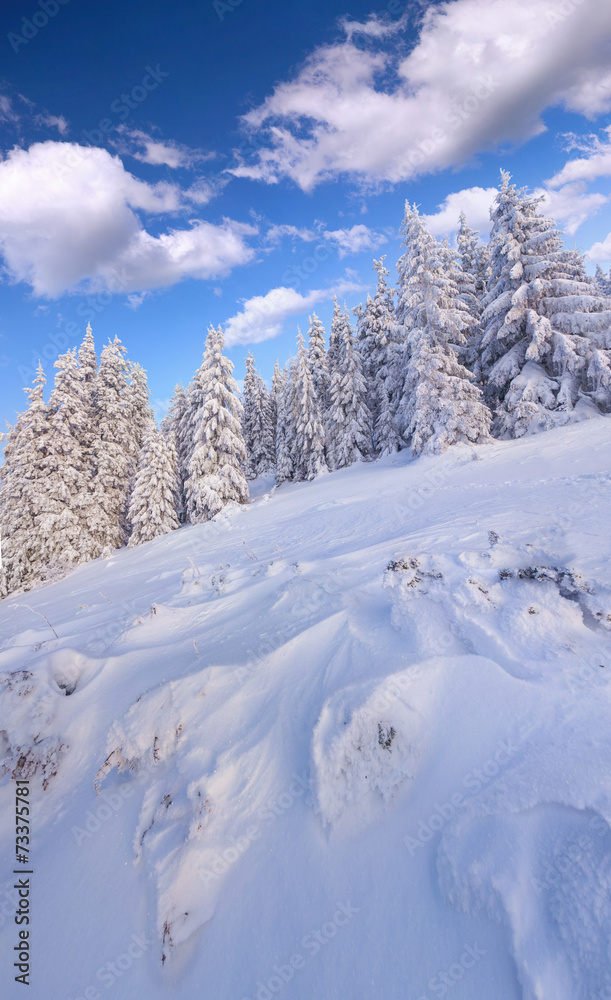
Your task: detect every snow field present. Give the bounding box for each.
[0,416,610,999]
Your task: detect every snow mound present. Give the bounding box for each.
[312,680,419,828]
[0,666,67,788]
[436,692,611,1000]
[311,662,451,828]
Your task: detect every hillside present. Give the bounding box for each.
[1,416,611,1000]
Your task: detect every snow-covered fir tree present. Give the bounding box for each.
[257,374,276,475]
[77,322,98,481]
[127,363,154,468]
[161,383,189,522]
[185,326,248,522]
[456,212,490,301]
[359,257,402,455]
[594,264,611,296]
[454,214,490,379]
[128,422,180,547]
[241,354,275,478]
[306,313,330,410]
[273,362,294,484]
[293,331,327,481]
[41,349,96,572]
[241,351,260,479]
[90,337,133,555]
[0,364,51,595]
[397,203,492,455]
[327,307,372,468]
[480,171,611,436]
[327,298,342,380]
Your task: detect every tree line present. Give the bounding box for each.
[1,171,610,597]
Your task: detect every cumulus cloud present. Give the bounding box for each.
[0,142,256,297]
[534,182,608,236]
[421,186,497,238]
[422,175,608,242]
[223,280,365,347]
[586,234,611,263]
[231,0,611,191]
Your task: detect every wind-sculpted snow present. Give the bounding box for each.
[0,666,65,788]
[0,418,610,998]
[311,674,425,828]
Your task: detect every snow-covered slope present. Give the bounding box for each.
[1,417,611,1000]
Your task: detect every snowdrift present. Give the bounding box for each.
[1,417,610,1000]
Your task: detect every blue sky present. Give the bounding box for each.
[1,0,611,444]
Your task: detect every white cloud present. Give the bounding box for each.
[0,95,19,124]
[0,142,256,297]
[223,280,365,347]
[264,224,317,245]
[534,181,608,236]
[339,10,411,42]
[586,234,611,264]
[422,175,609,242]
[547,126,611,188]
[323,224,387,257]
[421,186,497,238]
[262,221,386,256]
[35,112,69,135]
[126,291,150,309]
[115,128,215,169]
[232,0,611,191]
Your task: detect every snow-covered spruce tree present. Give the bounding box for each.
[41,349,96,573]
[128,423,180,547]
[358,256,402,456]
[293,331,327,481]
[480,171,611,436]
[241,351,259,479]
[327,307,372,468]
[257,374,276,474]
[241,354,274,478]
[77,322,98,481]
[90,337,133,555]
[0,364,51,596]
[161,383,189,522]
[273,361,294,484]
[306,313,330,410]
[127,363,154,465]
[397,204,491,455]
[454,214,491,380]
[185,325,248,522]
[456,211,490,302]
[327,298,342,380]
[594,264,611,296]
